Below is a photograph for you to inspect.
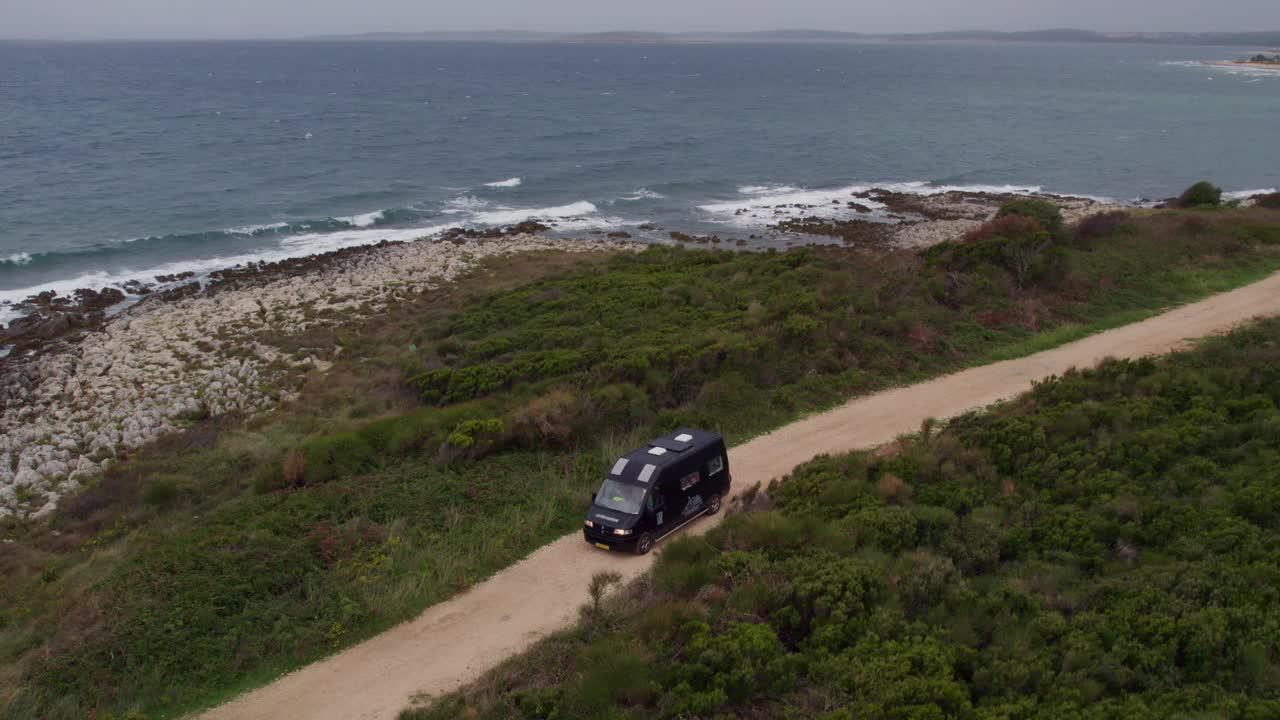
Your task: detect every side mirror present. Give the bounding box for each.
[587,493,595,506]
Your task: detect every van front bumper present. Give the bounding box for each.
[583,526,637,551]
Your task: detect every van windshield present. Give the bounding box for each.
[594,479,646,515]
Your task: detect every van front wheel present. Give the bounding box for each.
[707,493,722,515]
[635,533,654,555]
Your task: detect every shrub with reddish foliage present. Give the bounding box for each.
[962,214,1045,245]
[1257,192,1280,210]
[307,520,387,567]
[1073,210,1131,245]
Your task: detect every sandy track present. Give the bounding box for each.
[195,271,1280,720]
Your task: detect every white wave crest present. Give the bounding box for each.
[738,184,802,196]
[618,188,666,201]
[471,201,599,226]
[443,195,490,215]
[484,177,523,188]
[0,225,449,326]
[2,252,33,266]
[702,181,1055,228]
[701,185,886,227]
[1225,188,1278,202]
[336,210,386,228]
[228,222,290,235]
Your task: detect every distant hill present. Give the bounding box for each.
[312,28,1280,47]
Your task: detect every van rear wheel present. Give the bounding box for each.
[635,533,654,555]
[707,493,722,515]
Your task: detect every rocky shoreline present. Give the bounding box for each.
[0,187,1236,520]
[768,189,1127,249]
[0,234,636,520]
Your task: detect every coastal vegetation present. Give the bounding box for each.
[5,199,1280,718]
[1174,181,1223,209]
[403,316,1280,720]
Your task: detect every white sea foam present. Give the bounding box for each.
[1163,60,1280,78]
[471,201,600,226]
[701,185,887,227]
[702,181,1056,228]
[1225,188,1278,201]
[442,195,490,214]
[738,184,802,195]
[0,226,449,326]
[484,177,523,188]
[336,210,386,228]
[228,222,290,235]
[618,188,666,201]
[2,252,33,266]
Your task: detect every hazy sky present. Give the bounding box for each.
[5,0,1280,40]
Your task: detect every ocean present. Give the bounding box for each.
[1,39,1276,317]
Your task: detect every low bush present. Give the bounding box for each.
[300,431,375,485]
[995,198,1065,237]
[508,389,585,447]
[1072,210,1131,244]
[1175,180,1223,208]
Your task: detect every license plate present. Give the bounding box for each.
[594,543,611,550]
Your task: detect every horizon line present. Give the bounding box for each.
[3,27,1280,44]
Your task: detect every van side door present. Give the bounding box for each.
[648,483,670,530]
[675,466,705,518]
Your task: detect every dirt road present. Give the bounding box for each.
[195,271,1280,720]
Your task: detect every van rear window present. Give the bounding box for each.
[707,455,725,476]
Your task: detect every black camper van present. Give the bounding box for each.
[583,428,731,555]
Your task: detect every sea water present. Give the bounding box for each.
[1,39,1276,312]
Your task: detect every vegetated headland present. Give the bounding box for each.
[1206,52,1280,71]
[1,183,1280,719]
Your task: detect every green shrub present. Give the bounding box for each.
[587,383,652,429]
[850,505,918,552]
[141,477,181,507]
[300,431,375,485]
[897,550,959,614]
[996,198,1065,237]
[669,621,796,714]
[654,536,719,597]
[1176,181,1223,208]
[508,389,585,447]
[439,418,505,462]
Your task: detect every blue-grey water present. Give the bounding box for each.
[1,40,1277,313]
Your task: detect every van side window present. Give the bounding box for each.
[679,472,701,491]
[707,455,725,476]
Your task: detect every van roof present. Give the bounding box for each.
[608,428,723,487]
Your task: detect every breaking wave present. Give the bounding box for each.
[484,177,523,188]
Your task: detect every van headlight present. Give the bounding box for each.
[613,528,633,536]
[584,520,595,528]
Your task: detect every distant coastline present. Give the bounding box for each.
[1204,52,1280,71]
[306,28,1280,48]
[1206,60,1280,71]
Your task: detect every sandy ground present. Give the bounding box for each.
[191,268,1280,720]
